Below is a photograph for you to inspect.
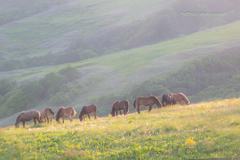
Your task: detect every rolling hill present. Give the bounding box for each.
[0,98,239,159]
[0,0,240,126]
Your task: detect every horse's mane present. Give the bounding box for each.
[48,108,55,116]
[56,107,64,121]
[150,95,162,107]
[79,106,86,118]
[15,112,23,125]
[179,93,190,104]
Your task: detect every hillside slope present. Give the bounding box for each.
[0,98,239,159]
[0,21,240,127]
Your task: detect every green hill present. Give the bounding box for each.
[0,0,240,126]
[0,98,239,159]
[0,20,240,127]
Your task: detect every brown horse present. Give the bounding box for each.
[111,100,129,117]
[15,110,42,128]
[40,108,55,124]
[134,95,162,114]
[79,104,97,121]
[169,93,190,105]
[56,107,76,123]
[162,94,176,107]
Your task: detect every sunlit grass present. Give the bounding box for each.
[0,98,240,159]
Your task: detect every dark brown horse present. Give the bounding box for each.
[15,110,42,128]
[134,95,162,114]
[111,100,129,117]
[162,94,176,107]
[40,107,55,124]
[169,93,190,105]
[56,107,76,123]
[79,104,97,121]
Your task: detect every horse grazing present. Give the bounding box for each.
[133,95,162,114]
[40,108,55,124]
[111,100,129,117]
[79,104,97,121]
[56,107,76,123]
[14,110,42,128]
[162,94,176,107]
[169,93,190,105]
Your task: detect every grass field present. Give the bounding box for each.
[0,98,239,159]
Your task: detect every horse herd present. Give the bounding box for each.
[14,93,190,128]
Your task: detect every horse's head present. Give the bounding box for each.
[79,115,83,122]
[14,122,20,128]
[111,111,115,117]
[79,117,83,121]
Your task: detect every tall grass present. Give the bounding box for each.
[0,98,239,159]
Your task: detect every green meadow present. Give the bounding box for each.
[0,98,239,159]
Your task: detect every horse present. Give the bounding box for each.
[56,107,76,123]
[162,94,176,107]
[14,110,42,128]
[133,95,162,114]
[79,104,97,121]
[169,93,190,105]
[111,100,129,117]
[40,108,55,124]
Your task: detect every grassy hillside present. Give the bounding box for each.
[0,98,239,159]
[0,21,240,126]
[0,0,239,63]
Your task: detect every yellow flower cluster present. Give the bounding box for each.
[185,138,196,146]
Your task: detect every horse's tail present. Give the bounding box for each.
[125,100,129,114]
[56,107,64,122]
[180,93,190,105]
[133,99,137,110]
[94,104,97,112]
[111,103,115,115]
[72,108,77,117]
[48,108,55,116]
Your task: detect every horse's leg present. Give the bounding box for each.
[62,117,64,123]
[120,110,122,115]
[50,115,52,123]
[149,105,153,112]
[23,121,26,128]
[137,105,141,114]
[179,101,182,105]
[47,116,49,124]
[88,114,91,120]
[116,110,118,116]
[94,112,97,119]
[34,119,37,124]
[177,101,181,105]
